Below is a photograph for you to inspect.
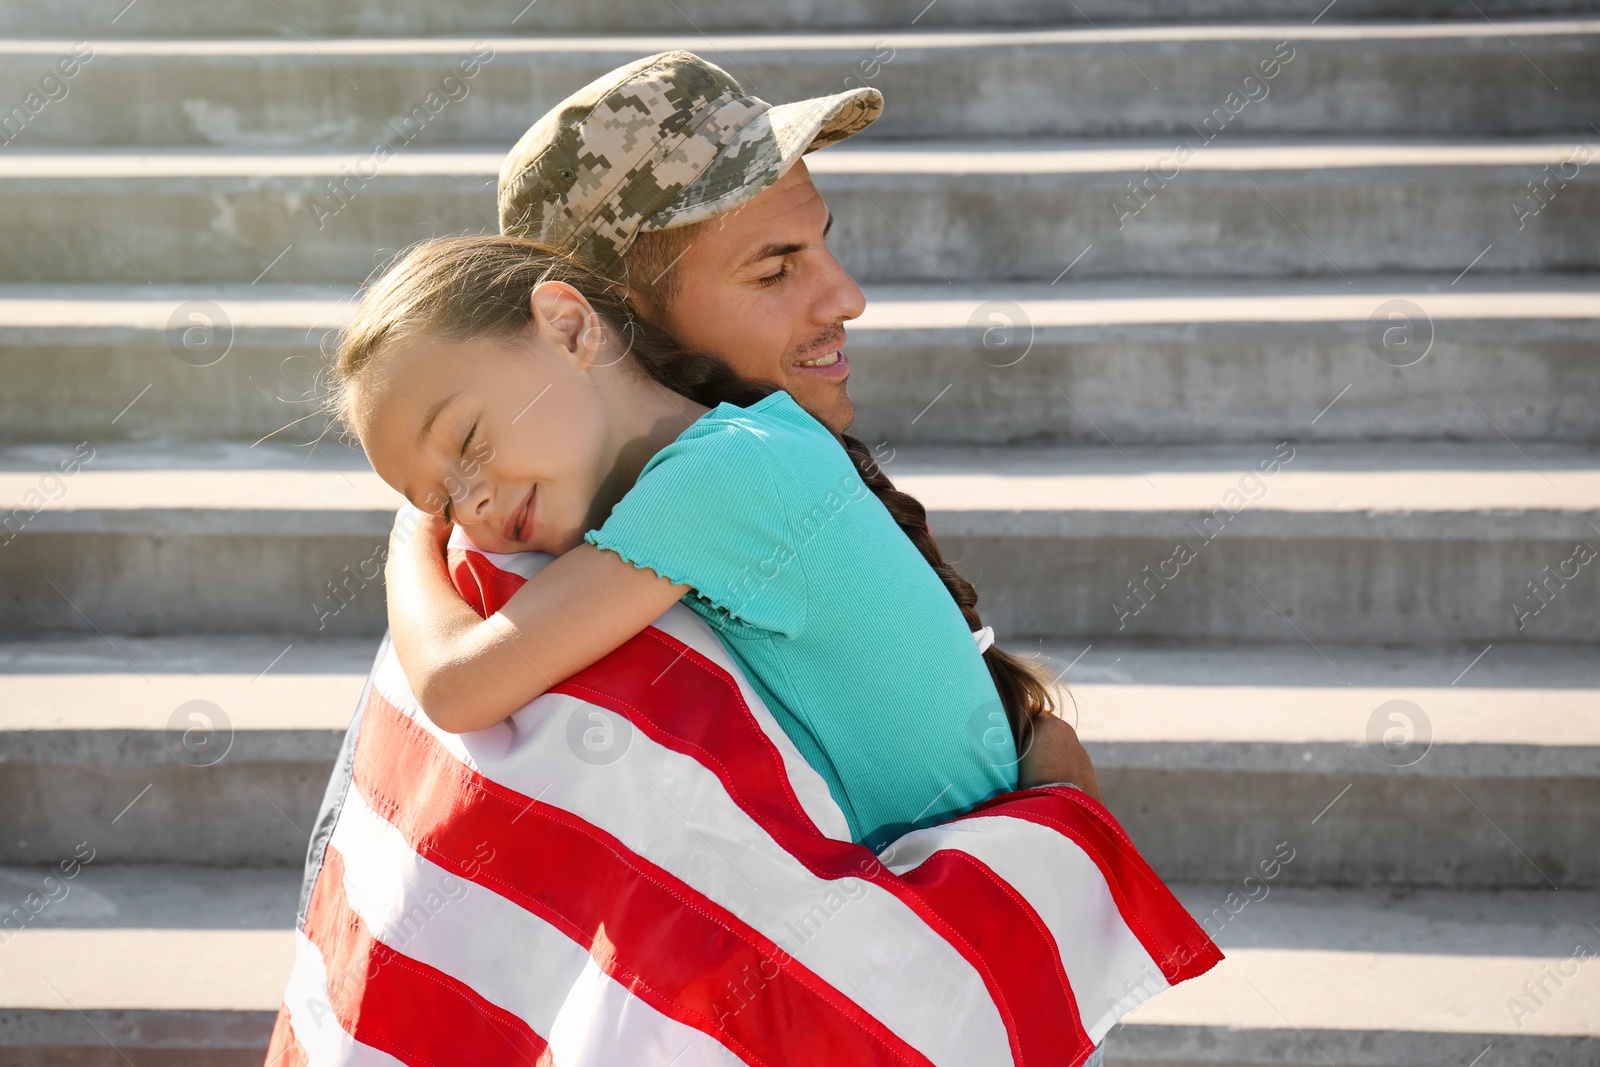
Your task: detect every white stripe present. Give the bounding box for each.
[328,790,747,1067]
[645,604,853,841]
[441,535,852,841]
[548,954,749,1067]
[885,815,1171,1044]
[370,646,1013,1067]
[280,931,408,1067]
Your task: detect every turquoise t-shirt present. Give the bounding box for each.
[585,390,1017,850]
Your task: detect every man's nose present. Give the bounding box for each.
[816,245,866,324]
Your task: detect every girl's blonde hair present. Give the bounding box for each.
[331,234,1066,756]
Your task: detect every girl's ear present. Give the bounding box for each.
[528,281,600,366]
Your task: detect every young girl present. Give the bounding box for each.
[331,235,1081,851]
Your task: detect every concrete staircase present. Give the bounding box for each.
[2,1,1598,1064]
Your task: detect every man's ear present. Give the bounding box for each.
[528,281,601,367]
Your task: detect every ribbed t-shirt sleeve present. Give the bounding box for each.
[584,420,807,638]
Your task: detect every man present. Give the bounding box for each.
[494,49,1100,796]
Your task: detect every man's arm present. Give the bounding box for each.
[385,509,689,734]
[1017,714,1103,803]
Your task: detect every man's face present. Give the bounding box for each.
[649,159,866,435]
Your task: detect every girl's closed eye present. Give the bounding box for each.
[441,420,479,523]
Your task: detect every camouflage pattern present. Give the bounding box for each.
[498,49,882,272]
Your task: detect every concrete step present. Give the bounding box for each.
[2,139,1596,284]
[1,24,1596,148]
[900,440,1600,644]
[0,864,294,1067]
[1045,637,1600,889]
[1,866,1595,1065]
[851,276,1600,445]
[8,0,1600,36]
[2,440,1596,642]
[1113,881,1600,1065]
[0,442,397,638]
[2,632,1596,887]
[2,276,1596,446]
[0,635,367,868]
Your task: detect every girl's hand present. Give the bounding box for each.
[391,503,450,562]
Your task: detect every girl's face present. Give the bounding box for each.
[351,287,621,555]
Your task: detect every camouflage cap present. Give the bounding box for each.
[497,50,882,272]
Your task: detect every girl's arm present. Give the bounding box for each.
[385,509,689,734]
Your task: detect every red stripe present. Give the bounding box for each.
[303,843,550,1066]
[263,1006,307,1067]
[552,628,1098,1066]
[962,789,1225,983]
[896,847,1096,1064]
[353,685,934,1067]
[450,547,532,620]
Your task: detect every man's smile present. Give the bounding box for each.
[793,329,850,378]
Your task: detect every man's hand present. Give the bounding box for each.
[1017,714,1103,804]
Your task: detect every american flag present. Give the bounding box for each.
[266,528,1221,1066]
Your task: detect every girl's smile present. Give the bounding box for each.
[503,485,536,545]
